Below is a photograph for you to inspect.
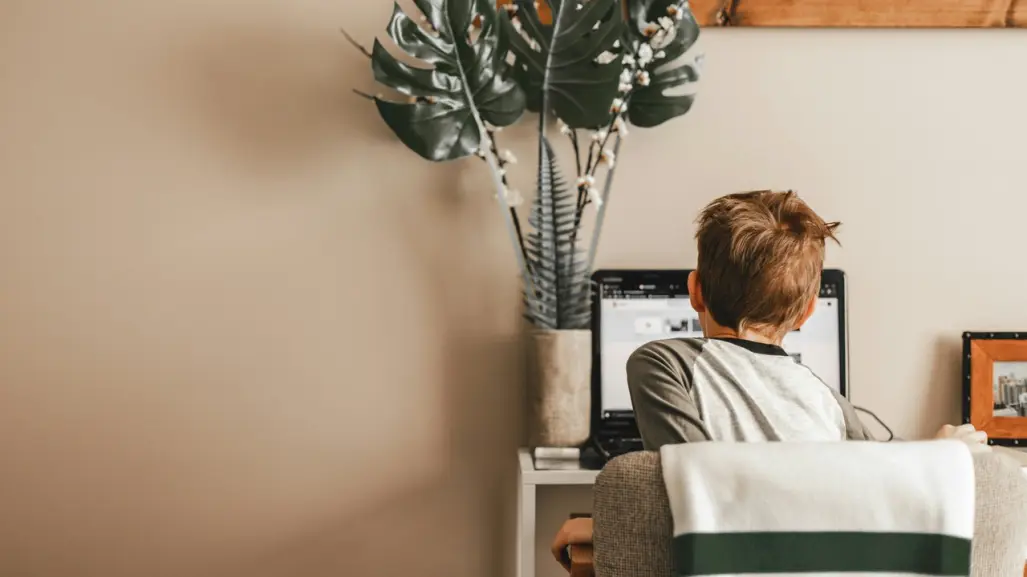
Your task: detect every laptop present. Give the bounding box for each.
[590,269,849,460]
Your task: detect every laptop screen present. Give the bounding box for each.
[596,270,846,415]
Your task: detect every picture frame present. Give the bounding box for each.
[495,0,1027,28]
[688,0,1027,28]
[962,332,1027,446]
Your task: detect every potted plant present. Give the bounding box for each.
[348,0,701,447]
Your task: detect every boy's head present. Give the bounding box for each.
[688,190,839,342]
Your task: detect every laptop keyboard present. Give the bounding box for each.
[595,413,644,460]
[598,436,644,458]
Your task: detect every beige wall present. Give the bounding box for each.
[2,1,1026,576]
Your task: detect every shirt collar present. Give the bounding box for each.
[711,337,789,357]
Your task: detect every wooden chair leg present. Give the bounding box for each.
[569,544,594,577]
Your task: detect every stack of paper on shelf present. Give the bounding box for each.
[534,447,581,470]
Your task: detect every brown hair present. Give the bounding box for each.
[695,190,840,340]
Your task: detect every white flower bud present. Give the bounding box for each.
[558,119,572,135]
[587,186,603,206]
[637,70,651,86]
[499,149,518,164]
[504,186,524,206]
[614,116,630,136]
[610,98,624,113]
[600,149,616,168]
[576,175,596,189]
[637,44,654,67]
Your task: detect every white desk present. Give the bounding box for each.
[517,449,600,577]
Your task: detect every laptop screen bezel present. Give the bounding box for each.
[590,268,848,438]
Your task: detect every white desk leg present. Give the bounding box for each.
[517,480,536,577]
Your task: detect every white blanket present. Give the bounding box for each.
[660,440,975,577]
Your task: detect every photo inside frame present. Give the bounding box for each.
[993,361,1027,418]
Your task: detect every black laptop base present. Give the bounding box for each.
[591,411,643,462]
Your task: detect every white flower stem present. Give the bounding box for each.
[585,133,622,272]
[569,129,582,176]
[439,7,539,315]
[485,141,538,313]
[486,130,530,263]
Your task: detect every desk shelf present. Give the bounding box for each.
[517,448,599,577]
[518,449,599,486]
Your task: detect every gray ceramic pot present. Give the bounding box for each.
[528,329,591,447]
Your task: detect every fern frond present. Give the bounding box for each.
[523,138,592,330]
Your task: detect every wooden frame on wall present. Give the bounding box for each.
[963,332,1027,446]
[496,0,1027,28]
[689,0,1027,28]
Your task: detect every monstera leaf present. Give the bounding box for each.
[624,0,701,128]
[524,139,591,330]
[370,0,526,161]
[500,0,625,129]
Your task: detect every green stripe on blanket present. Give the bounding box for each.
[672,532,971,576]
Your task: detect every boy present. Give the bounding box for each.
[550,190,987,570]
[627,189,867,447]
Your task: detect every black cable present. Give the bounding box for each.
[854,405,898,441]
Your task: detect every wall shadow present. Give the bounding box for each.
[221,169,527,577]
[391,174,527,577]
[922,335,963,436]
[164,19,528,577]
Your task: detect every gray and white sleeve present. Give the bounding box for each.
[626,342,712,450]
[831,391,877,441]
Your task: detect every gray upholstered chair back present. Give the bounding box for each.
[593,450,1027,577]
